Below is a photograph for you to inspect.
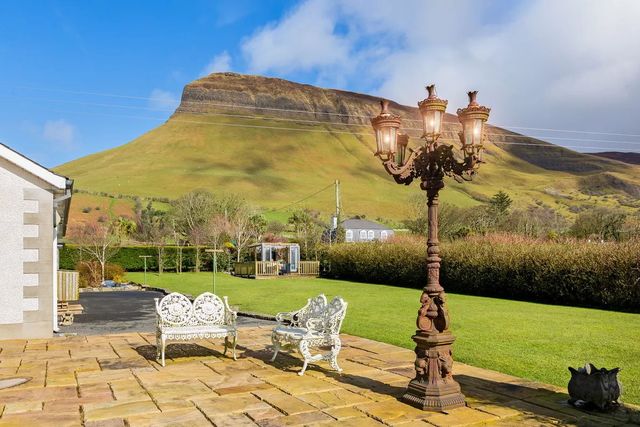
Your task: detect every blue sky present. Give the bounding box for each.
[1,0,640,167]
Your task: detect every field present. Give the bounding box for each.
[125,272,640,405]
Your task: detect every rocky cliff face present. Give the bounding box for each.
[175,73,630,174]
[176,72,452,128]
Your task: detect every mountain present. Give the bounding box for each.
[592,152,640,165]
[56,73,640,225]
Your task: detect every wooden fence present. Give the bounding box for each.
[298,261,320,276]
[233,261,320,278]
[57,270,79,301]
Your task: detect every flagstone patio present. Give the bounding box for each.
[0,326,637,426]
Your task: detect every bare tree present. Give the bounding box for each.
[68,221,120,285]
[170,190,216,272]
[228,203,265,262]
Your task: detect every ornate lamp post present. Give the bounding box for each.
[370,85,490,411]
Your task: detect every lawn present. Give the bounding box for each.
[126,272,640,405]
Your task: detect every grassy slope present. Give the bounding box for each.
[57,113,640,223]
[126,272,640,405]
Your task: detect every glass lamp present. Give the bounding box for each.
[371,99,401,160]
[396,132,409,165]
[457,91,491,157]
[418,85,448,144]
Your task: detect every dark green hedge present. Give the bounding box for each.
[324,237,640,311]
[60,245,233,272]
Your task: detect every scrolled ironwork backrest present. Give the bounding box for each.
[157,292,193,326]
[294,294,327,328]
[193,292,225,325]
[324,296,348,335]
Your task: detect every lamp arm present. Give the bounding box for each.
[382,149,419,185]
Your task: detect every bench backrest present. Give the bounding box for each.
[156,292,230,326]
[324,296,348,335]
[295,294,327,329]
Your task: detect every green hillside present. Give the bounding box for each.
[56,73,640,225]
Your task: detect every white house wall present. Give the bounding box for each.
[0,158,55,339]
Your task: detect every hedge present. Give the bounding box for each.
[60,245,234,272]
[324,236,640,312]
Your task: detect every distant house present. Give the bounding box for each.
[0,143,72,339]
[342,218,394,243]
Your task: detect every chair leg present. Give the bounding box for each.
[271,340,280,362]
[232,332,238,361]
[298,341,313,376]
[329,337,342,373]
[156,334,161,362]
[161,336,167,367]
[224,336,229,356]
[299,360,309,376]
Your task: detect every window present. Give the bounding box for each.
[345,230,353,242]
[359,230,367,240]
[380,230,388,241]
[367,230,375,240]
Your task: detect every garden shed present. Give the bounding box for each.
[233,242,319,278]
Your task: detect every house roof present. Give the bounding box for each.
[0,142,69,190]
[1,142,74,237]
[341,218,392,230]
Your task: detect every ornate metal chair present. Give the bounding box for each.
[155,292,238,366]
[271,294,348,376]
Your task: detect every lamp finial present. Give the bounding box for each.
[380,99,390,115]
[426,84,437,99]
[467,91,478,106]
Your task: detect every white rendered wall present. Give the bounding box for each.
[0,165,42,325]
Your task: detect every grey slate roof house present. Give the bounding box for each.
[342,218,394,243]
[0,143,73,339]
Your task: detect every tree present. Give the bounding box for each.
[228,203,263,262]
[114,217,137,240]
[68,221,120,285]
[570,207,627,241]
[289,209,324,259]
[170,190,216,272]
[488,191,512,216]
[135,202,171,274]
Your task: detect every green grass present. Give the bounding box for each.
[56,112,640,224]
[126,271,640,405]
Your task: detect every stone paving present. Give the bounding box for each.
[0,326,637,426]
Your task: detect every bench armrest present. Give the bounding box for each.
[223,296,238,327]
[276,310,302,326]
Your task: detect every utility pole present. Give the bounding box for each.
[335,179,341,220]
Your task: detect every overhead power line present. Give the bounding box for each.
[8,93,640,148]
[12,85,640,139]
[42,106,640,153]
[272,183,334,212]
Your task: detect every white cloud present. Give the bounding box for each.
[240,0,640,148]
[241,0,351,75]
[42,119,76,149]
[202,51,232,76]
[148,89,179,111]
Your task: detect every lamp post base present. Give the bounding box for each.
[401,332,466,412]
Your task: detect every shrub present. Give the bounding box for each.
[61,245,232,272]
[75,261,125,287]
[324,235,640,312]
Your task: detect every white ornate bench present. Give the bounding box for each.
[155,292,238,366]
[271,294,348,376]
